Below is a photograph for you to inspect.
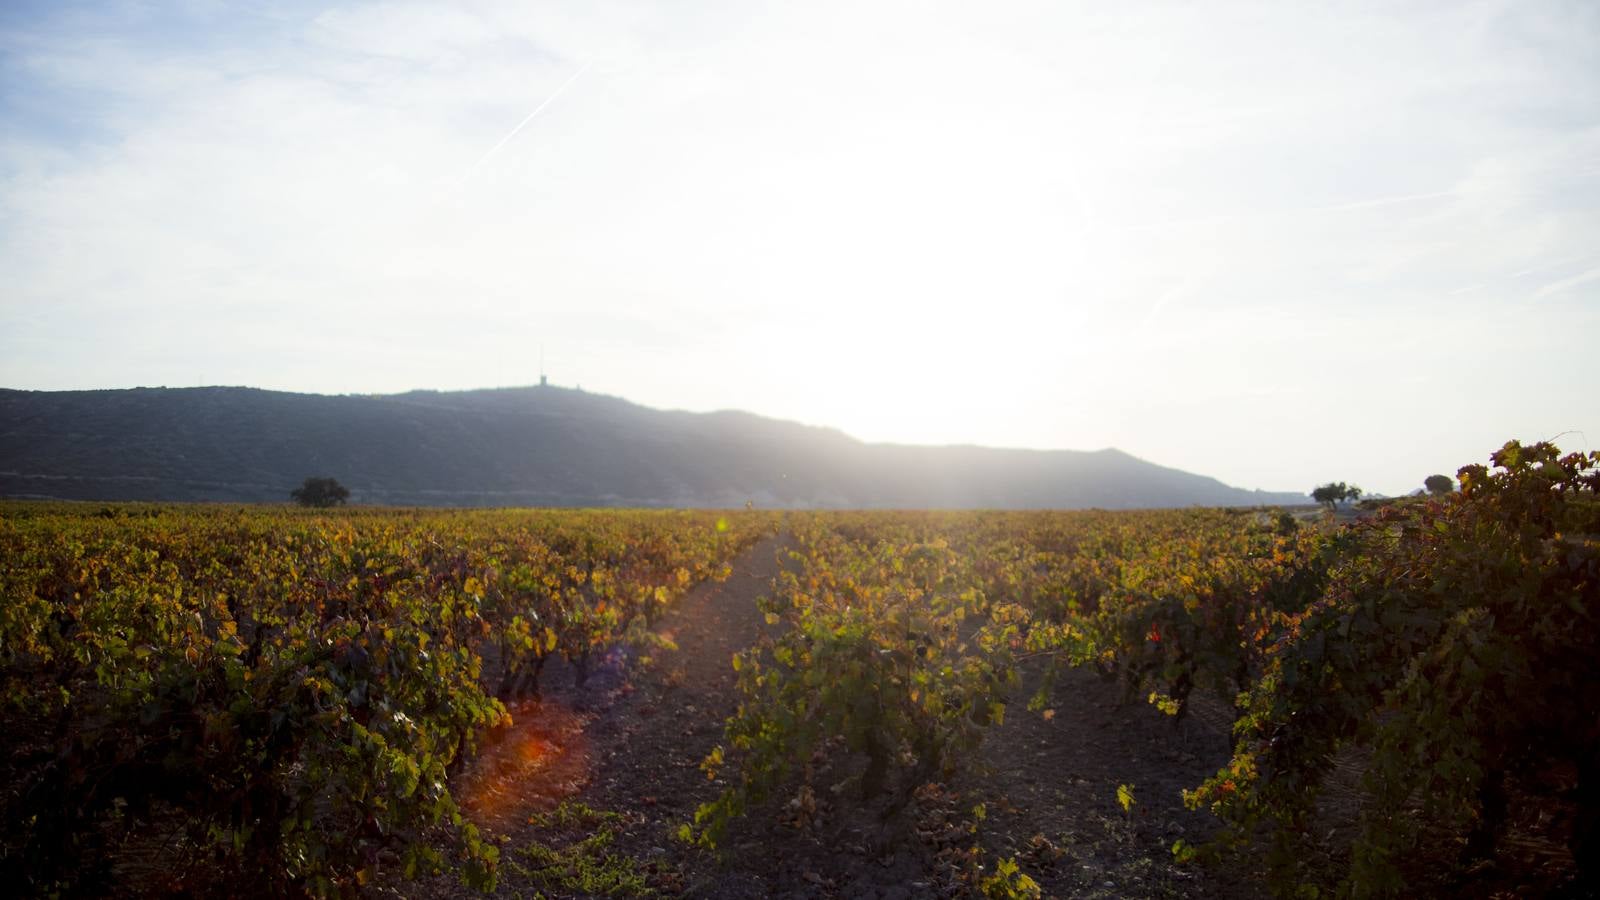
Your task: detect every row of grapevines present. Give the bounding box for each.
[691,512,1026,848]
[1184,442,1600,894]
[0,504,773,895]
[1018,508,1337,731]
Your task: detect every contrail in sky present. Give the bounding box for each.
[466,60,592,179]
[1307,188,1458,213]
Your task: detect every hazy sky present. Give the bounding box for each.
[3,1,1597,496]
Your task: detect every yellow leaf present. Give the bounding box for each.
[1117,783,1136,813]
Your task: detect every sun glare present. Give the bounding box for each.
[457,699,590,830]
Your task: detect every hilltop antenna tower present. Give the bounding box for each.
[539,345,547,387]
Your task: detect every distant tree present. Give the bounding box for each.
[291,476,350,508]
[1312,481,1361,511]
[1424,474,1455,495]
[1311,483,1339,510]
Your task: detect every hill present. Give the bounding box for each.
[0,385,1308,508]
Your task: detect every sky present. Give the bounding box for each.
[2,0,1597,497]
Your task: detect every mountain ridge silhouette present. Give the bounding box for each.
[0,385,1309,508]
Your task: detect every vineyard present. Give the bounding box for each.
[2,441,1596,897]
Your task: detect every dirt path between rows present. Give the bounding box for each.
[408,535,1269,899]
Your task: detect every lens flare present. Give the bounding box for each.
[457,698,591,829]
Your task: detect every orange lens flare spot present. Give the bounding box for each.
[457,699,591,829]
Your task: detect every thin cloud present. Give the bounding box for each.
[1531,265,1600,301]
